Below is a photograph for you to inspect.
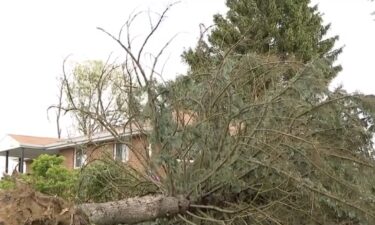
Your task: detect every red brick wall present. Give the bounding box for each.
[127,134,150,172]
[56,135,150,171]
[25,160,33,174]
[85,143,113,163]
[59,148,75,169]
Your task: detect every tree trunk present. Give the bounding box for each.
[77,194,190,225]
[0,184,189,225]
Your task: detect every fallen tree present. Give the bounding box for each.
[5,2,375,225]
[0,182,189,225]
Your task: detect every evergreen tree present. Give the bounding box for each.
[183,0,342,82]
[46,3,375,225]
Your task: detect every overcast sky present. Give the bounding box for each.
[0,0,375,172]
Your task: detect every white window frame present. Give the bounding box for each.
[74,148,87,169]
[113,143,129,162]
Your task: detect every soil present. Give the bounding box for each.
[0,180,89,225]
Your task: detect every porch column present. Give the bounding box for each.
[19,148,24,173]
[5,151,9,174]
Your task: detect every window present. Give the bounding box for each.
[114,143,129,162]
[74,148,87,168]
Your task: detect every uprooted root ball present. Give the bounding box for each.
[0,182,89,225]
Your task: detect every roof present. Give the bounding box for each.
[1,123,149,151]
[46,128,145,149]
[8,134,61,146]
[0,122,150,159]
[0,134,61,158]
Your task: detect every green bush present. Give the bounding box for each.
[31,154,65,177]
[29,154,77,199]
[0,176,15,190]
[2,155,158,204]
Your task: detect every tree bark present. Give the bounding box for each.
[77,194,190,225]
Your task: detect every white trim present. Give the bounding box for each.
[0,135,20,152]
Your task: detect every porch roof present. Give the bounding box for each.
[0,147,59,158]
[8,134,61,146]
[0,134,61,158]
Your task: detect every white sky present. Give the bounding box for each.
[0,0,375,172]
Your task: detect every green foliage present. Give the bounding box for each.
[55,2,375,224]
[0,176,15,190]
[183,0,341,83]
[155,53,375,224]
[29,154,77,199]
[31,154,65,177]
[76,160,158,203]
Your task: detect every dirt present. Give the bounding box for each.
[0,181,89,225]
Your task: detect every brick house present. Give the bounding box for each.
[0,110,241,175]
[0,127,150,174]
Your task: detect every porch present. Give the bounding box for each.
[0,134,60,174]
[0,147,59,173]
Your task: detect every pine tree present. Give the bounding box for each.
[43,2,375,225]
[183,0,341,82]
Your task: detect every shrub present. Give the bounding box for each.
[29,154,77,199]
[0,176,15,190]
